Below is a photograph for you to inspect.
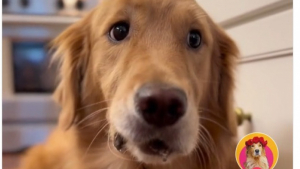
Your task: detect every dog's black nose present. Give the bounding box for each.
[255,149,259,153]
[135,83,187,127]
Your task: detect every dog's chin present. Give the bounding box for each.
[110,116,198,164]
[127,143,179,164]
[253,154,261,158]
[115,136,193,164]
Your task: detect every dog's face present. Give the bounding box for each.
[101,0,213,163]
[53,0,238,166]
[248,143,264,158]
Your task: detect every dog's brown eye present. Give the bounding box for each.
[187,30,202,48]
[109,22,130,41]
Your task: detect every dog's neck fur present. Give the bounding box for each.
[245,155,269,169]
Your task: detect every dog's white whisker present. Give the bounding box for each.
[198,135,213,166]
[196,147,206,168]
[198,108,222,119]
[76,99,112,111]
[76,107,109,126]
[199,117,230,133]
[83,123,109,159]
[198,125,221,167]
[193,141,204,169]
[78,119,107,129]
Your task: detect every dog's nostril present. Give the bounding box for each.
[255,149,259,153]
[135,83,187,127]
[169,98,184,116]
[140,97,158,114]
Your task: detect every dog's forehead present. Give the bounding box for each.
[111,0,199,9]
[100,0,205,21]
[93,0,213,48]
[253,143,262,147]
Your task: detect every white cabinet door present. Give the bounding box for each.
[196,0,288,23]
[227,9,293,58]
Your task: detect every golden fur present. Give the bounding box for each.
[19,0,240,169]
[245,143,269,169]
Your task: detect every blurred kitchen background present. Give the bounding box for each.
[2,0,293,169]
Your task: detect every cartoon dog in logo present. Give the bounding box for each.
[244,137,269,169]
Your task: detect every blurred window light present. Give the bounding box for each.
[12,41,57,93]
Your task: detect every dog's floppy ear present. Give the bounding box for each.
[51,14,92,130]
[208,19,239,136]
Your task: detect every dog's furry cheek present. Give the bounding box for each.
[180,104,200,155]
[108,124,117,139]
[107,101,125,141]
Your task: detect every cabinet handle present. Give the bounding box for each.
[235,107,252,126]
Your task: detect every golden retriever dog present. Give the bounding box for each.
[19,0,240,169]
[245,137,269,169]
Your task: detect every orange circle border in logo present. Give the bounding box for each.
[235,132,279,169]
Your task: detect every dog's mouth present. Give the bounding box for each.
[113,133,126,152]
[139,139,171,161]
[113,133,172,162]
